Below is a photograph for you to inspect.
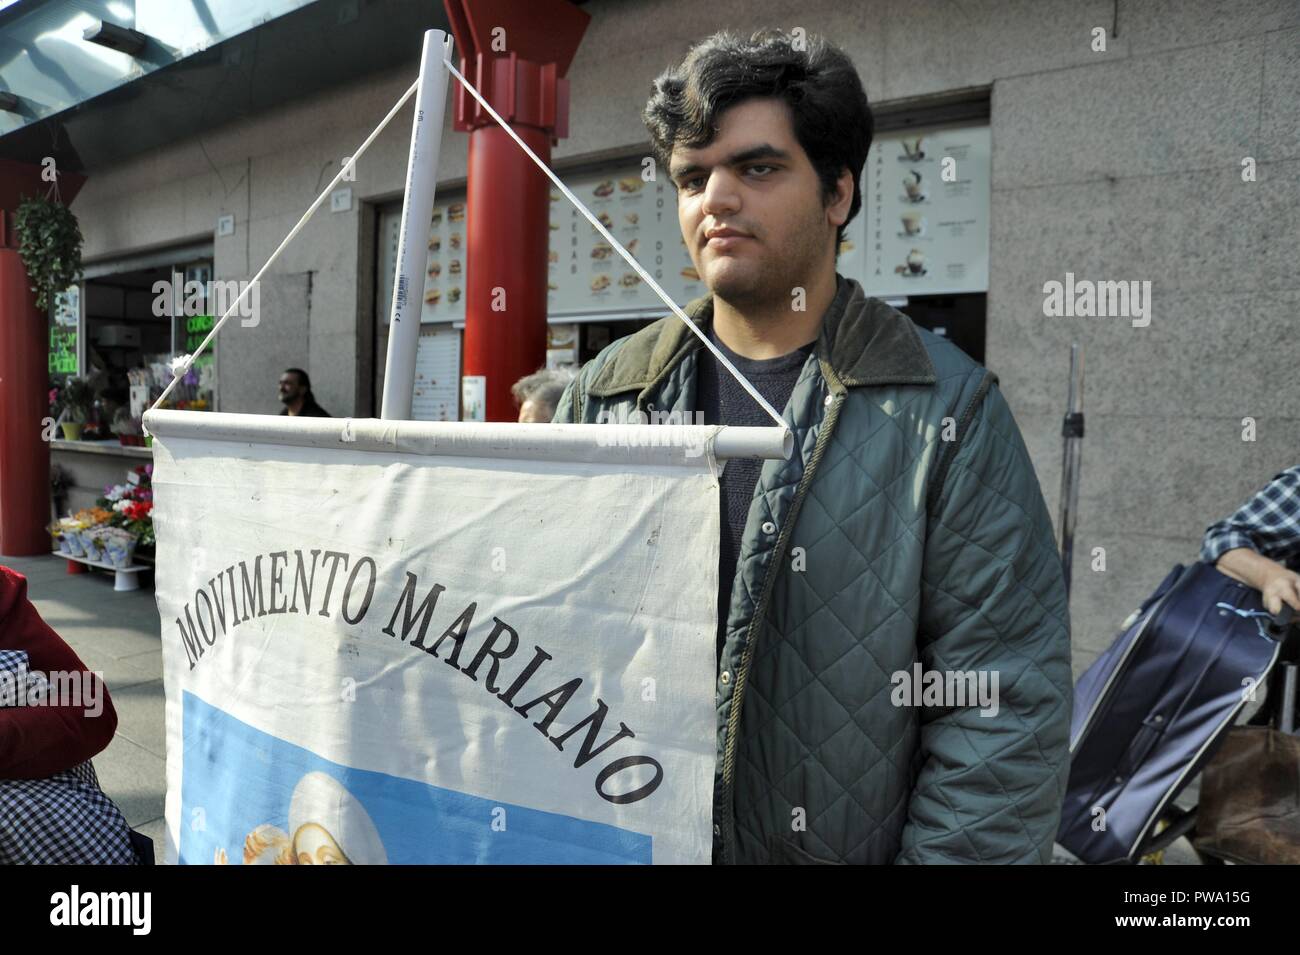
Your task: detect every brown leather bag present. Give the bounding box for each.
[1194,726,1300,864]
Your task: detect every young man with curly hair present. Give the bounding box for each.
[555,29,1072,864]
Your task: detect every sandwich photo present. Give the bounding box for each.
[625,212,639,226]
[592,180,614,198]
[449,233,461,250]
[448,203,465,222]
[681,266,699,280]
[424,288,441,305]
[447,287,461,304]
[590,274,611,291]
[619,273,642,288]
[427,262,441,277]
[449,259,461,274]
[618,177,644,194]
[591,243,613,260]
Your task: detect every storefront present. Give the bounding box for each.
[49,242,216,513]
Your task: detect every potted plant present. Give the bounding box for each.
[14,194,83,313]
[112,407,144,446]
[55,377,91,439]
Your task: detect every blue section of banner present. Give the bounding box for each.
[179,691,652,864]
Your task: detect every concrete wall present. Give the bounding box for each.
[69,0,1300,667]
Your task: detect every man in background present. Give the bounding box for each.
[278,368,331,417]
[511,368,573,423]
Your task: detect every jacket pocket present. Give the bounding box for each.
[768,835,844,865]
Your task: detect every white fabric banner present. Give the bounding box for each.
[148,412,722,865]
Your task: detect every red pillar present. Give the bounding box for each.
[445,0,589,422]
[0,160,86,556]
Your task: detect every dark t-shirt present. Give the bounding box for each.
[697,327,815,662]
[279,396,331,417]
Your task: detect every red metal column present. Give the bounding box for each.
[0,160,86,556]
[445,0,589,422]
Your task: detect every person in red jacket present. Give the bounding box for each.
[0,564,140,863]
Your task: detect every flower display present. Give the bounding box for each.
[84,464,157,551]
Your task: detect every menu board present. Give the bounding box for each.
[378,198,468,325]
[49,285,79,374]
[418,198,469,321]
[53,285,80,327]
[544,169,701,315]
[377,154,883,325]
[378,169,707,324]
[49,325,78,374]
[411,325,461,421]
[862,124,990,297]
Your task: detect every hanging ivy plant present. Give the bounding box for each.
[14,194,84,313]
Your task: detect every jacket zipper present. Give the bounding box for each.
[719,379,844,863]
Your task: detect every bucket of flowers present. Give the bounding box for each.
[71,506,113,561]
[58,516,86,556]
[47,520,68,554]
[99,526,139,568]
[98,464,154,562]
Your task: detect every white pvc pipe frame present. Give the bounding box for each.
[142,410,792,464]
[144,30,792,464]
[381,29,452,421]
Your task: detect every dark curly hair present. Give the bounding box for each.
[642,29,873,249]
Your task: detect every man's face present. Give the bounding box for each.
[517,398,551,423]
[669,98,852,310]
[278,372,305,404]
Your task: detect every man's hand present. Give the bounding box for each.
[1216,547,1300,615]
[1260,565,1300,616]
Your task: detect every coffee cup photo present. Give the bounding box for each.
[902,170,924,201]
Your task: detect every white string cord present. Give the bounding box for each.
[144,78,422,424]
[441,57,789,431]
[146,59,791,433]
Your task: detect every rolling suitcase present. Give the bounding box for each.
[1057,561,1287,864]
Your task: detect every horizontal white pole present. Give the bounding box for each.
[143,410,791,465]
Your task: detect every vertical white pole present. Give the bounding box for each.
[381,30,453,420]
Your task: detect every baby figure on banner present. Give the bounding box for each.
[214,771,387,865]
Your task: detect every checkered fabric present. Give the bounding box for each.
[1202,466,1300,570]
[0,651,139,864]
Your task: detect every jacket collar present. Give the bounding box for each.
[587,274,936,398]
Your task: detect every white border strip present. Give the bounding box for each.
[143,409,791,465]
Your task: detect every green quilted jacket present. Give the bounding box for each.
[553,275,1073,864]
